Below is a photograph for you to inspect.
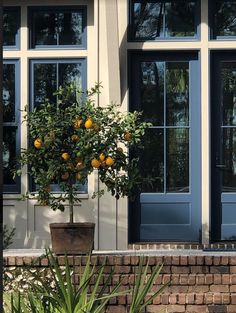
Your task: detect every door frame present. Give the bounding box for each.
[211,50,236,242]
[128,50,202,243]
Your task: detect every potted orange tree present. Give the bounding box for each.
[16,84,151,254]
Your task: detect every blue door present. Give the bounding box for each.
[211,52,236,241]
[129,51,201,242]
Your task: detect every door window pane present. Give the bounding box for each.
[222,62,236,126]
[3,63,15,122]
[130,0,198,40]
[140,62,164,125]
[138,128,164,192]
[167,128,189,192]
[222,128,236,192]
[3,7,20,47]
[166,62,189,126]
[29,7,85,48]
[211,1,236,38]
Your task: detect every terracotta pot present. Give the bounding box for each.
[50,222,95,255]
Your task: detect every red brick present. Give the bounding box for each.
[205,256,213,265]
[180,256,188,265]
[221,256,229,265]
[195,293,204,305]
[210,266,229,274]
[122,256,130,265]
[170,285,188,293]
[230,285,236,292]
[222,274,230,284]
[179,274,189,285]
[189,274,196,285]
[196,256,204,265]
[146,305,166,312]
[231,294,236,304]
[177,294,186,305]
[106,305,126,313]
[162,274,171,284]
[188,256,197,265]
[152,295,161,305]
[204,293,213,304]
[161,294,169,305]
[213,256,221,265]
[188,286,209,293]
[231,274,236,284]
[130,256,139,265]
[164,256,172,265]
[196,274,205,285]
[191,266,209,274]
[230,266,236,274]
[187,293,195,304]
[15,257,24,266]
[213,274,222,284]
[172,256,180,265]
[230,257,236,265]
[185,305,207,312]
[222,293,230,304]
[171,274,179,285]
[117,296,126,305]
[168,305,185,312]
[172,266,190,274]
[210,285,229,293]
[40,257,49,266]
[213,293,222,305]
[169,294,177,304]
[205,274,213,285]
[228,305,236,312]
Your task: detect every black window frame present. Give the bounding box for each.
[128,0,201,42]
[3,59,21,193]
[28,6,87,49]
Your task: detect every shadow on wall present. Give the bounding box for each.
[208,306,227,313]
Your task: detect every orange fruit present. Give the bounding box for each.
[124,132,132,141]
[71,134,79,142]
[99,153,106,162]
[74,118,83,129]
[105,156,114,167]
[34,138,43,149]
[62,152,69,161]
[91,159,101,168]
[85,118,93,129]
[61,172,69,180]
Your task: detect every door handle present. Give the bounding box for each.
[215,164,227,169]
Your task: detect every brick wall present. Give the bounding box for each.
[4,254,236,313]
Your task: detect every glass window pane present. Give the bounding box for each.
[140,62,164,125]
[167,128,189,192]
[222,128,236,192]
[213,1,236,37]
[131,1,198,40]
[30,7,84,47]
[58,12,83,45]
[33,63,57,106]
[3,126,17,185]
[3,63,15,122]
[3,7,20,47]
[165,1,196,37]
[59,63,83,89]
[166,62,189,126]
[222,62,236,126]
[138,128,164,192]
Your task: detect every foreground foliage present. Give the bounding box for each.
[3,251,169,313]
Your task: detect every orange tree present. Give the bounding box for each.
[17,84,151,223]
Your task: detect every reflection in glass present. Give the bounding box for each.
[222,128,236,192]
[33,63,57,106]
[166,62,189,126]
[31,9,83,47]
[213,1,236,37]
[167,129,189,192]
[3,8,20,46]
[222,63,236,126]
[137,128,164,192]
[59,63,82,89]
[141,62,164,125]
[3,127,17,185]
[132,1,197,39]
[3,64,15,122]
